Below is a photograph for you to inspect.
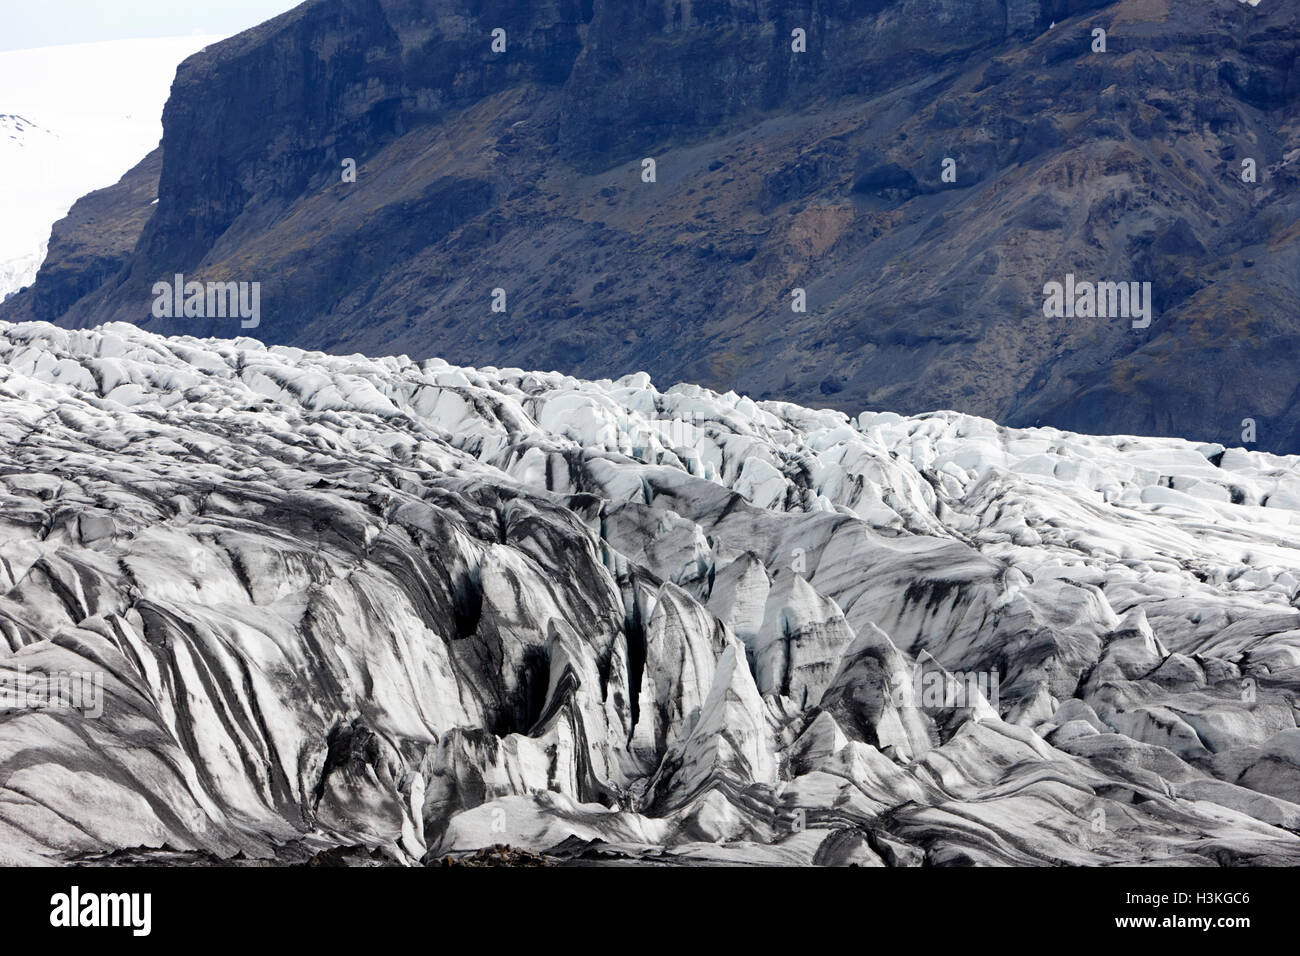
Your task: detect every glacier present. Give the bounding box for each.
[0,320,1298,866]
[0,37,226,301]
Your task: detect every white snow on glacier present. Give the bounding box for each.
[0,320,1298,866]
[0,37,226,301]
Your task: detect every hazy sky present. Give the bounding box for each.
[1,0,306,52]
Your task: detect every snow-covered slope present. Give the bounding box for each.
[0,37,226,302]
[1,320,1299,866]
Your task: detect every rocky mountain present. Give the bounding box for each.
[2,0,1297,453]
[0,37,227,302]
[0,114,54,301]
[1,319,1299,865]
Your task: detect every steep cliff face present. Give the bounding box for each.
[4,0,1298,453]
[12,149,163,321]
[0,36,225,301]
[140,0,592,266]
[555,0,1068,165]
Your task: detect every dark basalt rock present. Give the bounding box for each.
[433,844,554,867]
[4,0,1299,453]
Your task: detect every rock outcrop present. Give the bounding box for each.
[5,0,1299,451]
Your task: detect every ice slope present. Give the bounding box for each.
[0,320,1298,866]
[0,37,226,301]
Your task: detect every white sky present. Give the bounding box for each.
[1,0,306,53]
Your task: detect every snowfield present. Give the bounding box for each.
[0,320,1298,865]
[0,37,226,301]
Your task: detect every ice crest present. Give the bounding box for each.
[0,320,1298,866]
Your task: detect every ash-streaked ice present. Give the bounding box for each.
[0,320,1297,866]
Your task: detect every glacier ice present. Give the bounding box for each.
[0,37,226,300]
[0,321,1298,865]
